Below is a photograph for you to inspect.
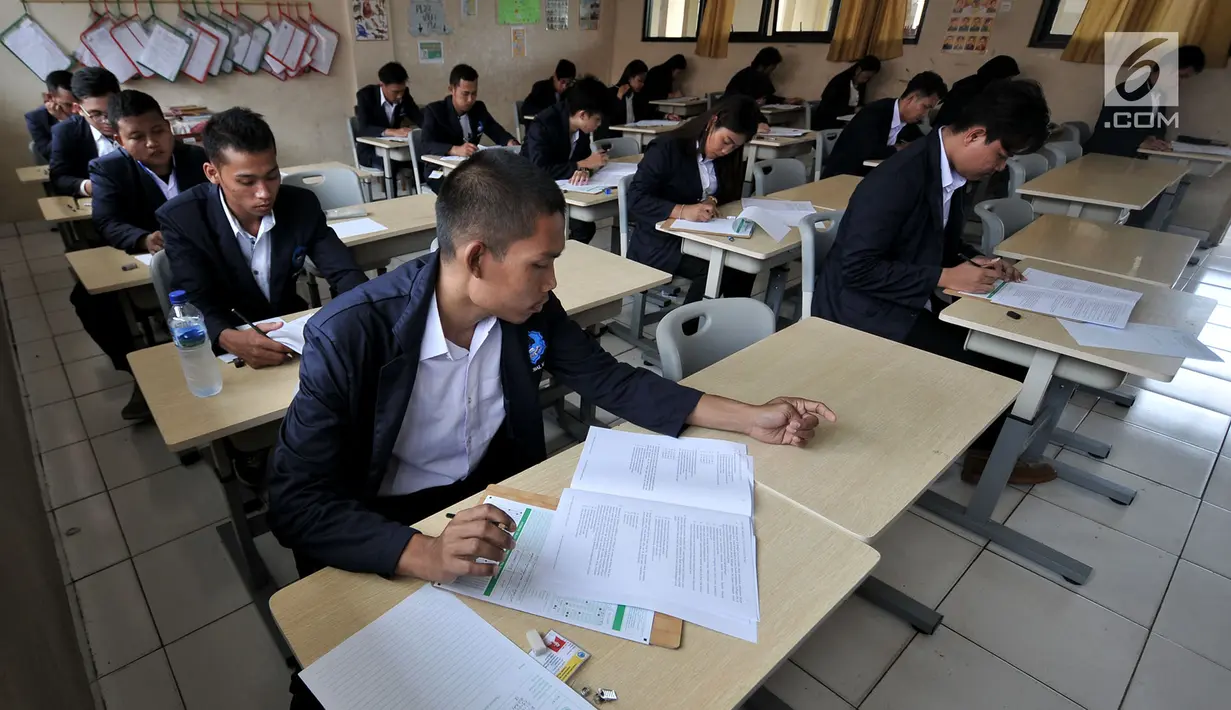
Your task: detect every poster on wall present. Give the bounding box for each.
[418,39,444,63]
[511,25,527,58]
[546,0,569,30]
[353,0,389,40]
[580,0,601,30]
[410,1,451,35]
[462,0,478,17]
[942,0,999,54]
[498,0,540,26]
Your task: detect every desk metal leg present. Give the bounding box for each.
[1050,428,1111,459]
[1066,202,1084,218]
[209,441,271,591]
[1054,458,1136,504]
[764,267,788,322]
[605,292,665,358]
[1078,384,1136,408]
[381,149,396,199]
[856,577,942,634]
[743,145,760,187]
[704,247,727,299]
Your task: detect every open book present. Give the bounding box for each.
[964,268,1143,329]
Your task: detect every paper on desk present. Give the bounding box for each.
[437,496,657,644]
[1171,141,1231,157]
[1059,321,1223,361]
[966,268,1143,329]
[438,154,466,162]
[761,104,799,110]
[476,144,521,152]
[737,199,816,242]
[216,314,310,363]
[671,216,754,238]
[299,586,592,710]
[586,162,638,187]
[133,254,154,266]
[328,217,386,239]
[626,119,680,127]
[555,181,607,194]
[764,127,806,137]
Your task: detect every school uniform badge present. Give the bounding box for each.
[291,246,307,273]
[528,330,546,370]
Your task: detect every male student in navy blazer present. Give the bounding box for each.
[158,108,366,367]
[25,70,74,163]
[820,71,946,179]
[814,79,1055,485]
[420,64,519,191]
[520,58,576,125]
[354,61,423,169]
[49,68,121,196]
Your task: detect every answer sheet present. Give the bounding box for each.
[763,127,806,137]
[327,217,386,239]
[626,119,680,127]
[736,199,816,242]
[1059,321,1222,360]
[437,496,657,643]
[976,269,1143,329]
[300,586,592,710]
[670,216,754,238]
[1171,141,1231,157]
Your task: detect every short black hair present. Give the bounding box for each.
[436,150,565,260]
[855,55,881,73]
[902,70,948,101]
[618,59,649,86]
[203,107,277,164]
[450,63,479,86]
[950,78,1050,156]
[378,62,409,85]
[1178,45,1205,73]
[554,59,577,80]
[665,54,688,72]
[752,47,783,70]
[564,76,609,116]
[45,70,73,93]
[107,90,163,128]
[70,67,120,101]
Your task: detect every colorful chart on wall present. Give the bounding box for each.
[418,39,443,63]
[498,0,540,25]
[410,1,450,35]
[462,0,479,17]
[941,0,1000,54]
[353,0,389,40]
[580,0,601,30]
[511,25,527,57]
[546,0,568,30]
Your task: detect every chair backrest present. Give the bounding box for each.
[1050,140,1083,163]
[514,100,526,141]
[281,167,365,210]
[815,128,842,180]
[804,100,819,130]
[346,117,363,169]
[1054,124,1081,143]
[705,91,724,109]
[408,127,425,193]
[1006,153,1049,197]
[29,141,46,166]
[1064,120,1092,144]
[973,197,1035,254]
[1035,144,1067,169]
[752,158,807,196]
[594,136,640,158]
[656,298,777,381]
[150,249,174,320]
[616,173,635,257]
[798,210,844,319]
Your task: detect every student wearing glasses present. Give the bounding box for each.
[48,67,121,196]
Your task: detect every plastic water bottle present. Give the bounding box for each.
[167,290,222,398]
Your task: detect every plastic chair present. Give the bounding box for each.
[615,173,635,257]
[29,141,46,166]
[752,158,807,197]
[1006,154,1049,197]
[514,100,526,142]
[656,298,777,381]
[149,249,174,320]
[815,128,842,180]
[594,136,640,158]
[798,211,844,319]
[1063,120,1092,145]
[804,100,820,130]
[1035,144,1068,169]
[974,197,1035,254]
[281,167,365,210]
[705,91,724,110]
[407,128,427,194]
[1049,140,1083,163]
[346,117,385,201]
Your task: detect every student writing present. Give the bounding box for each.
[420,64,519,191]
[26,70,74,163]
[48,67,120,197]
[521,58,576,124]
[931,55,1018,129]
[821,71,947,178]
[354,61,423,170]
[813,55,880,131]
[724,47,803,106]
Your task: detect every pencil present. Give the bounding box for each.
[230,308,284,348]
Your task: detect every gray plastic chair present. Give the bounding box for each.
[798,210,844,319]
[594,136,640,158]
[514,100,526,142]
[29,140,46,166]
[705,91,725,110]
[974,197,1035,254]
[1063,120,1092,144]
[615,173,635,256]
[815,128,842,180]
[1054,123,1081,143]
[752,158,807,196]
[1006,153,1049,197]
[1049,140,1083,163]
[346,117,385,201]
[656,298,777,381]
[1035,144,1068,169]
[149,249,174,320]
[282,167,365,210]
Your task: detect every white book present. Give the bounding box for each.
[328,217,386,239]
[1170,141,1231,157]
[966,268,1143,329]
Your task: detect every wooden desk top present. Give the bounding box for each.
[941,259,1217,382]
[749,132,816,148]
[995,215,1198,287]
[17,165,49,183]
[553,241,670,312]
[334,194,437,247]
[282,161,369,178]
[269,456,880,708]
[659,176,861,260]
[562,154,642,208]
[1139,147,1231,164]
[1017,154,1189,210]
[611,122,682,135]
[649,97,706,107]
[65,248,151,295]
[760,105,803,114]
[38,196,91,223]
[355,136,411,149]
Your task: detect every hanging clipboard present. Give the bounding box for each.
[138,16,190,82]
[258,15,287,80]
[234,13,269,75]
[2,14,73,80]
[82,14,140,83]
[109,14,156,79]
[175,13,220,83]
[307,15,338,74]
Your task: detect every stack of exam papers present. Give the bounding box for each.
[1170,141,1231,157]
[763,127,806,137]
[217,314,311,363]
[625,119,680,128]
[965,268,1143,329]
[738,198,817,242]
[555,162,639,193]
[671,216,754,238]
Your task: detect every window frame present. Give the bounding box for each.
[903,0,932,46]
[1029,0,1080,49]
[641,0,707,42]
[729,0,842,44]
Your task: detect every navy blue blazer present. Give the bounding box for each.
[157,183,367,346]
[49,115,102,196]
[267,254,703,575]
[521,77,560,125]
[813,130,980,342]
[521,102,592,180]
[1084,85,1166,158]
[814,66,866,131]
[89,143,209,253]
[25,106,58,163]
[724,67,782,105]
[355,84,423,167]
[419,96,515,157]
[821,97,924,178]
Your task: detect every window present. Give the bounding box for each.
[1030,0,1089,48]
[643,0,705,41]
[904,0,931,44]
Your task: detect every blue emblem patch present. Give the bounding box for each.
[291,246,307,272]
[528,330,546,367]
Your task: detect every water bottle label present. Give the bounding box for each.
[173,325,209,349]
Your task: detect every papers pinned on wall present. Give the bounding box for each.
[2,14,73,81]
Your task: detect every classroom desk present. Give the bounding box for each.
[649,97,707,116]
[269,461,880,709]
[64,247,150,294]
[17,164,49,184]
[38,196,91,223]
[610,121,681,150]
[355,136,414,198]
[340,193,437,268]
[994,215,1198,287]
[760,104,806,128]
[1017,154,1189,224]
[281,161,369,178]
[1139,146,1231,243]
[922,259,1217,584]
[836,113,855,123]
[743,132,817,185]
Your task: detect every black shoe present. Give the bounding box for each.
[120,384,151,421]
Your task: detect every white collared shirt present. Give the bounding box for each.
[888,100,907,146]
[848,81,859,108]
[381,295,506,496]
[696,142,717,197]
[460,113,473,142]
[218,189,277,301]
[381,93,397,124]
[570,130,580,156]
[82,125,119,195]
[625,95,635,124]
[139,159,179,202]
[937,133,967,229]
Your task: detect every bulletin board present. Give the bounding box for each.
[497,0,540,25]
[941,0,1000,54]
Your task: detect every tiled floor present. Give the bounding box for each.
[6,220,1231,709]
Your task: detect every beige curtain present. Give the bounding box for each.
[827,0,907,62]
[696,0,737,59]
[1063,0,1231,68]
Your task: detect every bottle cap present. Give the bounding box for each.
[169,289,187,305]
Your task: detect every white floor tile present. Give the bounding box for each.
[1092,387,1230,452]
[32,267,75,292]
[1034,452,1200,554]
[911,467,1027,544]
[134,526,251,644]
[46,307,84,335]
[23,365,73,408]
[1199,322,1231,351]
[91,423,181,489]
[65,583,96,680]
[55,330,104,364]
[17,219,55,234]
[862,625,1083,710]
[1150,560,1231,671]
[1,260,31,279]
[0,241,24,265]
[1188,282,1231,307]
[76,385,138,438]
[1129,368,1231,417]
[616,345,663,375]
[254,532,300,590]
[17,337,61,374]
[761,662,852,710]
[32,399,87,452]
[1182,502,1231,580]
[2,274,36,298]
[1075,412,1216,496]
[65,354,133,397]
[993,496,1177,626]
[1207,305,1231,328]
[166,605,292,710]
[1184,349,1231,383]
[1190,268,1231,290]
[599,330,636,357]
[75,561,162,676]
[53,492,129,580]
[42,440,105,509]
[28,254,69,275]
[938,551,1147,710]
[11,313,51,343]
[871,512,980,607]
[1121,634,1231,710]
[1057,402,1089,431]
[97,650,184,710]
[37,286,74,314]
[109,462,228,554]
[1205,456,1231,510]
[789,596,915,706]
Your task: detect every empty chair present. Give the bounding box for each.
[1063,120,1092,144]
[1049,140,1082,163]
[752,158,807,196]
[1035,144,1067,169]
[282,167,365,210]
[1005,153,1049,197]
[594,136,640,159]
[815,128,842,180]
[346,117,386,201]
[656,298,777,381]
[149,249,174,320]
[973,197,1035,254]
[1054,123,1081,143]
[798,210,844,319]
[514,100,526,142]
[615,172,635,256]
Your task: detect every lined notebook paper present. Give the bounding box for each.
[299,586,592,709]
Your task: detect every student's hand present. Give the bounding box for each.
[143,230,164,253]
[679,203,717,222]
[971,255,1023,283]
[786,97,804,105]
[578,151,607,171]
[666,113,682,121]
[450,143,478,157]
[397,504,518,582]
[384,127,411,137]
[668,91,683,99]
[218,323,293,368]
[1141,136,1171,151]
[45,98,70,121]
[506,139,520,147]
[757,122,770,134]
[81,180,93,197]
[745,397,838,447]
[569,170,590,185]
[617,84,632,99]
[940,261,1001,294]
